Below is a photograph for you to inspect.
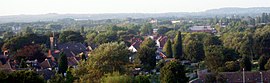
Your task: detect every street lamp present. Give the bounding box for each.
[260,72,263,83]
[243,68,245,83]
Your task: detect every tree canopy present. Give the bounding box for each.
[173,31,183,59]
[160,60,188,83]
[163,39,173,58]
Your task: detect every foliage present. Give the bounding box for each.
[203,36,222,46]
[157,26,171,35]
[221,32,254,57]
[264,58,270,70]
[254,25,270,57]
[66,68,74,83]
[48,73,66,83]
[258,55,270,71]
[225,61,240,72]
[72,61,103,83]
[92,42,130,72]
[15,44,47,63]
[205,73,226,83]
[165,30,177,38]
[204,45,237,72]
[0,70,45,83]
[101,72,133,83]
[93,31,118,45]
[134,75,150,83]
[2,31,14,40]
[2,34,49,52]
[86,31,97,44]
[163,40,173,58]
[156,59,166,70]
[19,59,27,68]
[140,23,153,35]
[184,40,204,62]
[72,42,131,82]
[58,31,84,43]
[58,52,68,74]
[173,31,183,59]
[205,74,216,83]
[136,38,156,71]
[240,56,252,71]
[160,60,188,83]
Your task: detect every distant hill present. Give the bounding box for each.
[0,7,270,23]
[202,7,270,16]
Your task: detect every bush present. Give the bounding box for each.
[101,72,133,83]
[0,70,45,83]
[134,75,150,83]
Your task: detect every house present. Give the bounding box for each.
[156,36,168,48]
[67,57,79,68]
[39,59,56,69]
[153,28,158,34]
[128,41,142,53]
[189,26,216,33]
[171,20,181,24]
[56,42,88,57]
[49,42,88,68]
[190,71,270,83]
[128,37,143,53]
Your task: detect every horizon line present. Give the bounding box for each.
[1,6,270,17]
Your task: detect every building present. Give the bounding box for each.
[189,26,216,33]
[190,71,270,83]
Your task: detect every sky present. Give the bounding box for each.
[0,0,270,16]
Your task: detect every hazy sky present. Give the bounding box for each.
[0,0,270,16]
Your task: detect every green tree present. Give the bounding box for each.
[225,61,240,72]
[184,40,204,62]
[204,45,233,72]
[72,61,103,83]
[58,52,68,74]
[2,31,14,40]
[136,38,156,71]
[264,58,270,70]
[80,26,85,34]
[258,55,270,71]
[7,70,44,83]
[157,26,171,35]
[163,40,173,58]
[2,34,49,52]
[205,73,226,83]
[173,31,183,59]
[23,27,34,35]
[48,73,65,83]
[66,67,74,83]
[221,32,254,57]
[254,25,270,57]
[58,31,84,43]
[72,42,131,82]
[140,23,153,35]
[134,75,150,83]
[203,36,222,46]
[92,42,130,72]
[160,60,188,83]
[240,56,252,71]
[101,72,133,83]
[93,31,118,45]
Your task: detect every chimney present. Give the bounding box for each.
[50,32,54,51]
